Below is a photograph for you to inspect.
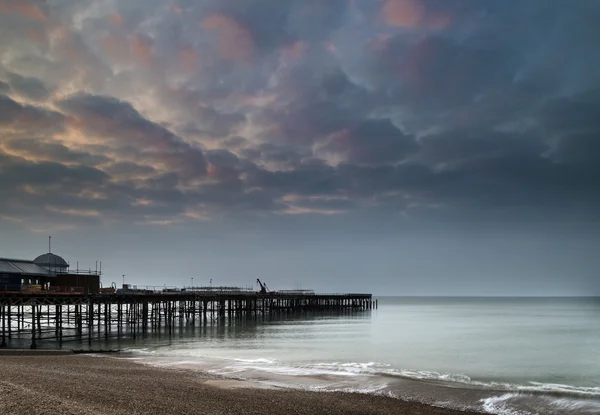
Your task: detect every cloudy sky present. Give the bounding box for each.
[1,0,599,295]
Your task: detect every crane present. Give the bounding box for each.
[256,278,269,294]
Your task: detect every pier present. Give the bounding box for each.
[0,291,375,349]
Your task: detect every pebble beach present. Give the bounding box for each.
[0,354,485,415]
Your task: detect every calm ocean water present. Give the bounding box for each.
[96,297,599,414]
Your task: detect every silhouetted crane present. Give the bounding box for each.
[256,278,269,294]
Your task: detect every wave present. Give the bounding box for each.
[481,392,600,415]
[279,362,600,399]
[126,348,600,399]
[230,357,278,365]
[124,350,600,414]
[481,394,533,415]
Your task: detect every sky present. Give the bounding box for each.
[0,0,599,296]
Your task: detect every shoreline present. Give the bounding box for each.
[0,354,486,415]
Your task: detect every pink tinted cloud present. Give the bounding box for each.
[179,46,199,72]
[382,0,424,28]
[101,34,155,67]
[0,0,46,22]
[101,35,130,63]
[282,41,309,61]
[381,0,453,30]
[109,13,125,26]
[202,13,255,63]
[130,34,154,65]
[368,34,392,52]
[397,37,436,89]
[27,28,48,47]
[170,2,183,16]
[323,41,337,53]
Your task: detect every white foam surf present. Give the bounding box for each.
[481,394,533,415]
[300,362,600,399]
[125,349,600,415]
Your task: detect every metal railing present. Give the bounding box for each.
[57,269,101,275]
[113,285,256,295]
[47,286,85,294]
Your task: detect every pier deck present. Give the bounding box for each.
[0,292,375,349]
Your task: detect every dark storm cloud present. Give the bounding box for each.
[55,93,176,150]
[363,33,517,112]
[174,99,246,139]
[540,89,600,167]
[4,72,52,101]
[541,89,600,135]
[221,136,248,149]
[240,143,309,167]
[103,161,156,177]
[0,153,107,197]
[554,134,600,166]
[0,153,187,225]
[187,0,349,57]
[55,93,207,178]
[0,94,65,134]
[0,0,599,228]
[4,138,111,166]
[323,119,418,165]
[430,156,600,217]
[245,159,340,197]
[418,130,548,166]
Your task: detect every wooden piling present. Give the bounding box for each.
[0,291,372,348]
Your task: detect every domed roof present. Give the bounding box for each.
[34,253,69,268]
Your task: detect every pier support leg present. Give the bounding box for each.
[58,305,63,345]
[88,300,93,346]
[1,305,6,348]
[7,305,11,340]
[30,304,37,349]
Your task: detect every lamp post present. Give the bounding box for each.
[191,277,194,289]
[122,274,125,287]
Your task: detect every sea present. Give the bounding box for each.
[65,297,600,414]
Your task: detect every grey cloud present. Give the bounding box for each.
[221,136,248,149]
[418,130,548,166]
[205,149,244,184]
[553,133,600,166]
[541,89,600,135]
[178,108,246,139]
[379,35,516,111]
[104,161,156,177]
[55,93,207,178]
[245,159,340,196]
[241,143,309,167]
[0,154,107,187]
[0,152,109,222]
[5,72,52,101]
[0,80,9,94]
[5,139,111,166]
[284,196,355,213]
[541,89,600,167]
[0,94,65,134]
[285,0,349,42]
[323,119,418,165]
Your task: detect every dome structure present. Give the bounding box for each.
[34,253,69,272]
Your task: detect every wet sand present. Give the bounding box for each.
[0,355,485,415]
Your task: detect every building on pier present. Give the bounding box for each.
[0,253,100,294]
